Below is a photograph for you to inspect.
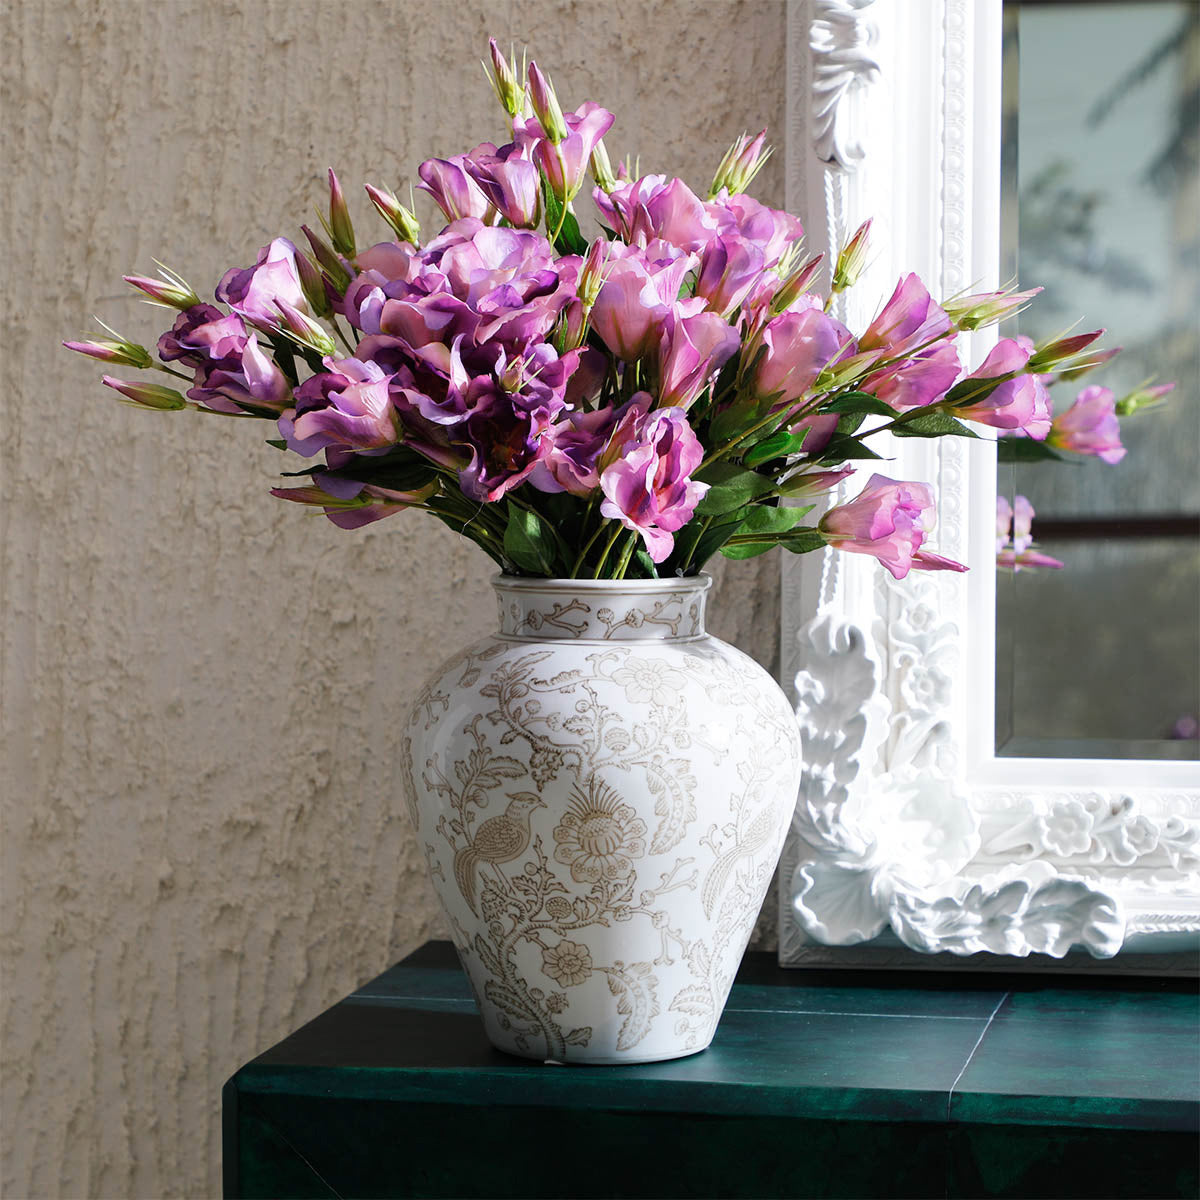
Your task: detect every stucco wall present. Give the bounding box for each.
[1,2,787,1195]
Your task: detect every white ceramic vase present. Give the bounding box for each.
[402,574,801,1063]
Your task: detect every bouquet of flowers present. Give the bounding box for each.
[66,40,1150,583]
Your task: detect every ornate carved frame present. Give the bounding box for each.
[778,0,1200,967]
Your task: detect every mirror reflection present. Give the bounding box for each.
[997,0,1199,760]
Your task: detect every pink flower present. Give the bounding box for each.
[787,413,840,456]
[710,192,803,270]
[1048,385,1126,463]
[464,142,542,229]
[819,473,967,579]
[657,310,740,409]
[278,357,398,456]
[528,404,621,496]
[417,148,495,222]
[859,273,952,354]
[753,307,855,411]
[599,404,709,563]
[595,174,720,253]
[995,494,1063,570]
[216,238,310,331]
[589,241,695,362]
[515,101,614,202]
[695,233,767,316]
[864,342,961,412]
[188,334,292,414]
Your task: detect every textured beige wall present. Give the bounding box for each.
[2,1,786,1195]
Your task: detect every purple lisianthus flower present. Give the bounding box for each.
[464,142,542,229]
[515,101,614,201]
[456,387,553,503]
[271,477,435,530]
[695,233,767,317]
[710,192,804,270]
[864,342,961,412]
[754,307,855,411]
[278,357,399,456]
[1047,384,1126,463]
[657,309,740,409]
[188,334,291,414]
[216,237,310,331]
[417,147,495,223]
[157,304,247,369]
[599,404,709,563]
[590,240,696,362]
[954,340,1050,436]
[818,473,967,579]
[859,273,952,355]
[528,404,622,496]
[594,174,721,254]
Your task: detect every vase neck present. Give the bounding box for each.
[492,576,710,642]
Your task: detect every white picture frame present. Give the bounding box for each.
[777,0,1200,968]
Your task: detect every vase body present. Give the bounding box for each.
[402,574,801,1064]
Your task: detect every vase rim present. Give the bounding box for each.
[492,573,712,595]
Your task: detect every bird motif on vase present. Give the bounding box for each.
[453,792,546,914]
[701,801,779,918]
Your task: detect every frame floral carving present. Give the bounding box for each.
[778,0,1200,966]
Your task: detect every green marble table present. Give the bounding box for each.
[223,941,1199,1199]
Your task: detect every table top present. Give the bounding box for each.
[235,940,1199,1134]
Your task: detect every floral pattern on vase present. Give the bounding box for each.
[403,575,801,1064]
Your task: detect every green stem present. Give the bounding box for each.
[569,496,602,576]
[591,522,624,579]
[154,363,192,381]
[612,531,637,579]
[678,515,714,573]
[331,317,357,356]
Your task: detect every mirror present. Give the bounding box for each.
[779,0,1199,967]
[997,0,1199,761]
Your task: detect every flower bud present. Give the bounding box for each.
[578,239,611,308]
[275,299,337,357]
[364,183,420,245]
[64,324,152,369]
[294,250,332,318]
[831,219,871,293]
[589,140,618,194]
[1115,380,1175,417]
[710,129,772,198]
[554,298,588,353]
[770,252,825,315]
[942,286,1042,331]
[123,265,200,311]
[527,61,569,143]
[301,224,351,295]
[1027,328,1105,372]
[485,39,526,117]
[102,375,188,410]
[324,168,356,257]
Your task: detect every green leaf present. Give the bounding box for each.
[325,451,439,492]
[266,438,288,451]
[820,391,898,417]
[996,437,1072,463]
[719,539,778,560]
[737,504,813,536]
[816,435,884,462]
[681,512,747,571]
[742,430,810,468]
[503,507,558,575]
[707,397,777,446]
[779,530,827,555]
[693,463,776,514]
[633,549,659,578]
[892,411,980,439]
[543,185,589,256]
